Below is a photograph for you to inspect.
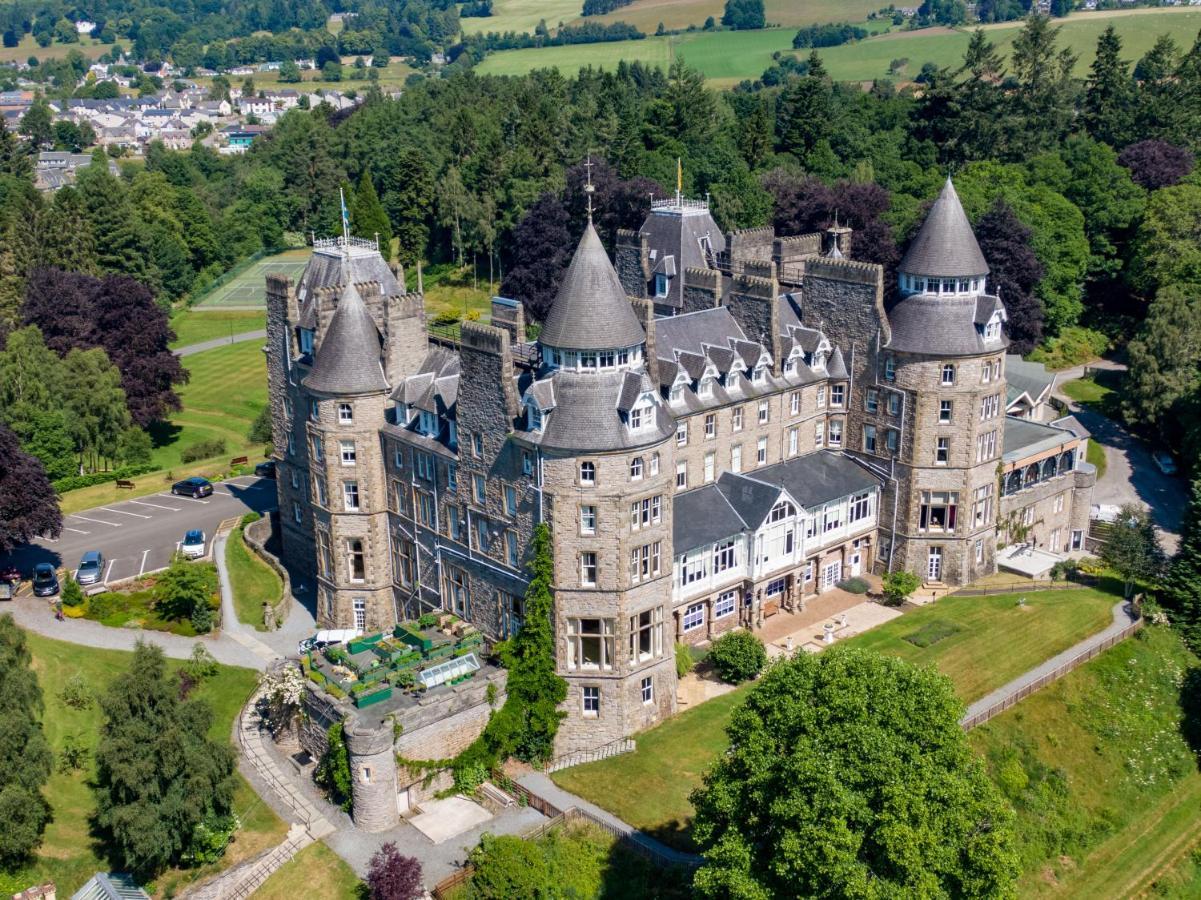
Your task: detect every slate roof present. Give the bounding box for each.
[671,452,882,553]
[71,872,150,900]
[302,282,390,395]
[1002,415,1079,462]
[886,292,1009,357]
[899,178,989,278]
[638,204,726,308]
[1005,355,1055,407]
[393,348,459,413]
[520,369,674,452]
[673,484,747,552]
[297,243,403,305]
[540,222,646,351]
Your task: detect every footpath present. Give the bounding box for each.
[175,329,267,358]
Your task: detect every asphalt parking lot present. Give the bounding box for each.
[1,476,278,588]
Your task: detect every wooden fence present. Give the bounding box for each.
[960,615,1143,730]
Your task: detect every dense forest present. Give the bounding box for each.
[0,14,1199,527]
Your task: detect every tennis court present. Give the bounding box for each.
[195,248,312,309]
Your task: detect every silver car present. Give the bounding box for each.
[77,551,105,586]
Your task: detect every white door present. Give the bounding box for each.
[927,547,942,581]
[1072,530,1083,550]
[823,561,841,590]
[850,552,862,576]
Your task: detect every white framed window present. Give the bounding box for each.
[654,273,669,297]
[1054,492,1065,514]
[888,392,901,416]
[340,440,356,466]
[788,427,799,457]
[580,505,597,534]
[628,541,661,583]
[973,484,994,526]
[630,456,643,480]
[580,552,598,586]
[527,404,543,431]
[732,407,744,431]
[790,391,801,415]
[311,435,323,462]
[713,538,737,573]
[731,445,742,473]
[676,461,687,489]
[683,602,705,632]
[629,607,663,662]
[473,473,487,504]
[448,464,458,492]
[864,425,877,453]
[641,676,653,704]
[704,452,715,483]
[919,491,959,533]
[714,590,736,618]
[758,400,770,424]
[752,365,766,384]
[939,400,952,424]
[506,530,519,567]
[315,474,327,506]
[884,357,896,381]
[828,420,842,447]
[338,402,353,423]
[583,685,601,716]
[353,597,366,630]
[393,448,404,469]
[416,451,433,480]
[676,421,688,446]
[849,491,872,523]
[866,388,879,413]
[886,428,899,452]
[936,437,950,465]
[815,421,825,447]
[816,385,826,408]
[705,413,716,439]
[343,481,360,511]
[941,364,955,385]
[309,399,319,421]
[580,461,596,486]
[831,384,845,407]
[650,453,660,476]
[757,436,768,464]
[504,485,517,516]
[473,433,484,457]
[975,539,984,563]
[568,618,614,670]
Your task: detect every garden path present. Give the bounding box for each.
[175,329,267,358]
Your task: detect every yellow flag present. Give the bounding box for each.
[676,157,682,194]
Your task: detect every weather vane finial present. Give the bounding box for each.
[584,153,595,223]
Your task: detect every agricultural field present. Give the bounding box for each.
[0,33,107,64]
[476,8,1201,87]
[191,58,416,93]
[465,0,882,35]
[0,629,284,897]
[193,248,310,309]
[552,585,1122,851]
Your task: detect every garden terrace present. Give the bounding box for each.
[301,613,492,714]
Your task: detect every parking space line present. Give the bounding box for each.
[100,507,152,519]
[102,559,114,583]
[158,493,210,504]
[63,527,89,535]
[70,515,122,527]
[130,499,180,511]
[138,550,149,576]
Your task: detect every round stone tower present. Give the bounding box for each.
[344,716,399,832]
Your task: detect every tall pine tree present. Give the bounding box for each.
[1084,25,1133,148]
[381,147,433,268]
[351,169,393,255]
[0,615,52,866]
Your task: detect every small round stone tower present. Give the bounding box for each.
[344,716,399,832]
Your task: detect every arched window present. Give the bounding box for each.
[767,500,796,523]
[1024,464,1039,487]
[1041,457,1057,480]
[1006,471,1023,495]
[1061,449,1075,471]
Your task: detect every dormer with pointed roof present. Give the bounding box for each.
[539,221,647,366]
[302,281,390,395]
[898,178,989,298]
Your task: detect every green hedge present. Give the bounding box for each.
[53,464,155,493]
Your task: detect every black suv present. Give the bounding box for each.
[171,476,213,498]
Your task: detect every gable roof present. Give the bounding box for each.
[1005,355,1055,408]
[899,178,989,278]
[539,221,645,351]
[302,282,389,395]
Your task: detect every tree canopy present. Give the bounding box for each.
[690,648,1019,898]
[0,615,52,866]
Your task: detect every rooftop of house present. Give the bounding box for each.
[1002,414,1084,463]
[898,177,989,278]
[1005,355,1056,407]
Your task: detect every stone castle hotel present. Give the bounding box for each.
[265,178,1095,753]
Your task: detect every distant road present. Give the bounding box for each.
[175,329,267,358]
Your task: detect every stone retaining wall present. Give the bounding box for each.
[244,514,292,630]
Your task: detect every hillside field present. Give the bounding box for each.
[476,8,1201,87]
[465,0,883,35]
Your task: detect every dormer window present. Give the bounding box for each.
[698,376,714,399]
[299,329,314,355]
[629,401,656,433]
[655,274,669,297]
[418,410,438,436]
[752,366,766,384]
[527,404,543,432]
[670,384,684,403]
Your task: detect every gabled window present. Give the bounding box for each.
[654,273,669,297]
[527,403,543,431]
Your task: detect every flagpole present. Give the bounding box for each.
[339,187,350,246]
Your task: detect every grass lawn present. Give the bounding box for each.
[59,340,269,514]
[420,264,496,326]
[1061,369,1123,420]
[0,628,285,898]
[1087,438,1107,481]
[170,309,267,349]
[476,9,1201,87]
[553,585,1121,851]
[226,519,283,631]
[0,33,107,64]
[255,841,361,900]
[970,625,1201,897]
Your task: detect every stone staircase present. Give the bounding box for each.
[186,824,312,900]
[910,581,951,606]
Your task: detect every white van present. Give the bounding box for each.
[297,628,362,656]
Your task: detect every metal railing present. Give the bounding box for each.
[951,578,1098,597]
[960,614,1143,730]
[541,737,635,774]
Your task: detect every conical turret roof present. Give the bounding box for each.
[899,178,989,279]
[540,221,646,351]
[303,281,390,395]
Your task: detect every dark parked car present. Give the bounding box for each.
[255,460,276,478]
[0,565,19,586]
[171,476,213,498]
[32,563,59,597]
[77,550,105,586]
